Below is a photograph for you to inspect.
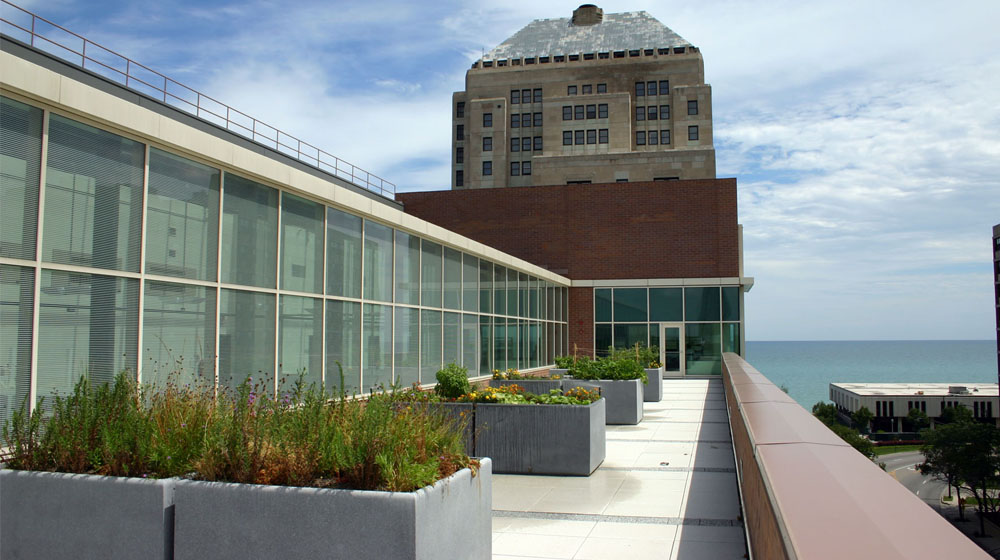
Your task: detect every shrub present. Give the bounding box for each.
[3,370,474,492]
[570,356,647,384]
[434,363,471,399]
[554,355,575,369]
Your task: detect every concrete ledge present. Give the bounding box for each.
[643,368,663,402]
[475,400,605,475]
[564,379,643,425]
[172,459,492,560]
[0,470,175,560]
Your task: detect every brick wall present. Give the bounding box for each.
[396,179,739,280]
[568,287,594,355]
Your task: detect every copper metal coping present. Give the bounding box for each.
[723,352,990,560]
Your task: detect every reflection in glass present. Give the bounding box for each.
[326,300,360,394]
[420,310,442,380]
[649,288,682,321]
[146,148,219,281]
[684,287,720,322]
[444,247,462,310]
[143,281,215,387]
[279,295,322,387]
[444,312,461,366]
[395,231,420,305]
[363,222,392,302]
[280,194,324,293]
[1,97,42,261]
[685,323,721,374]
[219,289,275,391]
[613,288,647,322]
[394,307,419,386]
[363,304,392,390]
[594,288,612,322]
[221,174,278,288]
[44,114,145,273]
[421,240,442,308]
[326,208,362,298]
[0,265,33,430]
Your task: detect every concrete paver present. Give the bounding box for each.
[491,378,747,559]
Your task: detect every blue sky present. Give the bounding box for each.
[9,0,1000,341]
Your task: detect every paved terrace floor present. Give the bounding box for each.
[491,378,747,559]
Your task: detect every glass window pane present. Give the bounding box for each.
[394,306,419,387]
[506,269,518,316]
[463,314,478,372]
[44,114,144,273]
[0,265,33,429]
[142,280,215,387]
[518,272,528,318]
[493,317,506,370]
[420,310,442,380]
[463,254,478,311]
[325,299,360,394]
[444,312,461,366]
[37,270,138,402]
[443,247,462,310]
[649,288,682,321]
[219,289,275,391]
[722,286,741,321]
[326,207,362,298]
[146,148,219,281]
[280,194,324,293]
[479,315,492,375]
[650,325,660,352]
[613,288,647,322]
[1,97,42,260]
[613,324,648,351]
[594,324,612,356]
[394,230,420,305]
[479,260,492,313]
[519,320,529,369]
[685,287,721,321]
[220,173,278,288]
[723,323,741,354]
[493,265,505,314]
[685,323,722,374]
[279,295,322,387]
[594,288,612,322]
[421,240,442,308]
[363,221,393,302]
[529,322,539,368]
[529,277,539,319]
[363,303,392,390]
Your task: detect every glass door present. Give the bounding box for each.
[659,323,684,376]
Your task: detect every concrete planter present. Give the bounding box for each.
[173,459,492,560]
[0,470,175,560]
[475,399,605,475]
[564,379,643,425]
[643,368,663,402]
[549,368,569,377]
[489,378,562,395]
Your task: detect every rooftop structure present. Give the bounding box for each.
[451,4,715,189]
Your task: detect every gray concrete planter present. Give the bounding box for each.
[0,470,175,560]
[173,458,492,560]
[564,379,643,425]
[489,378,562,395]
[549,368,569,377]
[643,368,663,402]
[475,400,605,475]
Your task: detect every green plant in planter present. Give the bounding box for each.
[553,355,575,369]
[570,355,647,384]
[435,363,471,399]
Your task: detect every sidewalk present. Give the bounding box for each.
[936,497,1000,558]
[490,378,747,560]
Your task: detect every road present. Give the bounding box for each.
[883,451,950,511]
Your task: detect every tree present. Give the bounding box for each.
[852,406,874,435]
[812,402,838,427]
[939,405,973,425]
[920,422,968,520]
[956,422,1000,536]
[907,408,930,433]
[831,423,876,461]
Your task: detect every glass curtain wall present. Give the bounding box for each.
[593,286,742,374]
[0,95,569,415]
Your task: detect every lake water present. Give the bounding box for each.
[744,340,999,410]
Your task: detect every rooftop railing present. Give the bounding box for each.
[722,353,990,559]
[0,0,396,199]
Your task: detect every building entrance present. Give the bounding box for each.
[659,323,685,377]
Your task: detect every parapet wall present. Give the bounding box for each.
[722,353,991,560]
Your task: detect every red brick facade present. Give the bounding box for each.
[397,179,741,356]
[396,179,739,280]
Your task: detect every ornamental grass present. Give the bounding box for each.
[2,369,474,492]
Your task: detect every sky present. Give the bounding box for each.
[8,0,1000,341]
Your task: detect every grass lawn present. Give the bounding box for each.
[874,444,923,456]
